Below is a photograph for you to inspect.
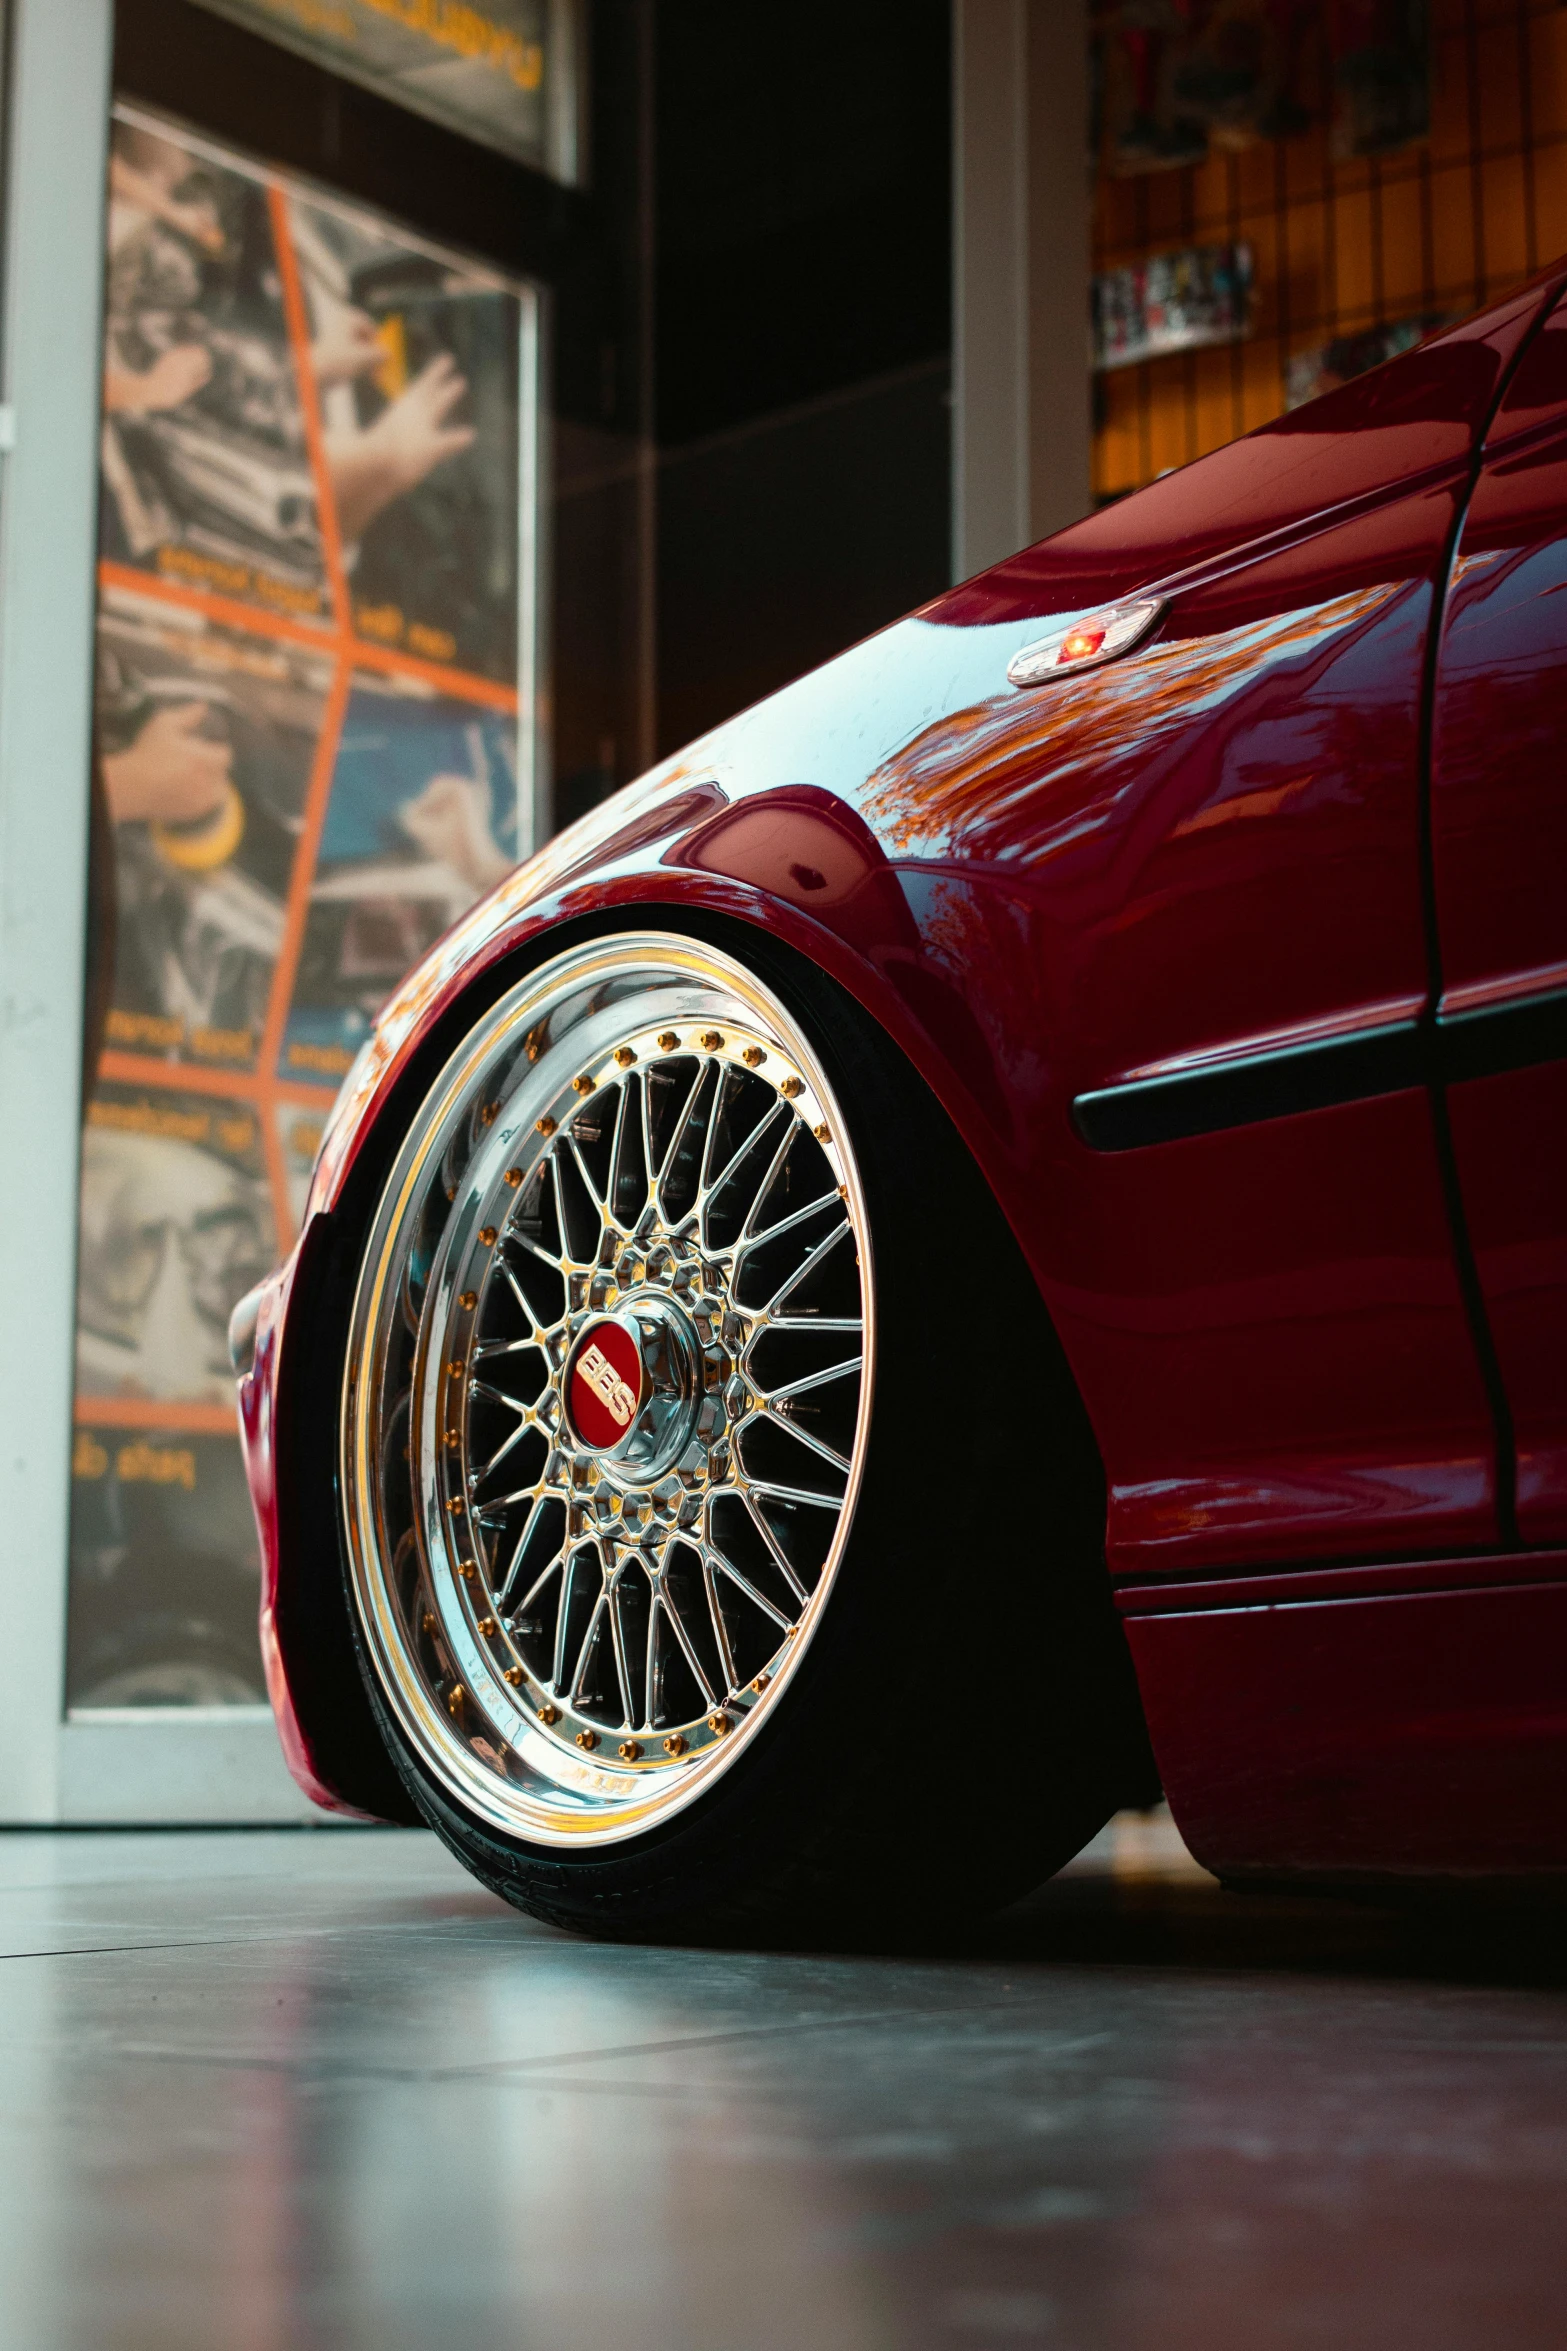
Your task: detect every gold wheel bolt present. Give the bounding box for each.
[443,1430,460,1451]
[572,1073,595,1096]
[447,1358,465,1378]
[575,1728,599,1751]
[614,1045,637,1067]
[813,1123,831,1144]
[479,1101,498,1125]
[478,1226,497,1247]
[446,1497,465,1517]
[477,1617,496,1638]
[459,1290,477,1311]
[699,1029,724,1050]
[458,1562,476,1582]
[706,1712,730,1735]
[618,1738,642,1761]
[742,1046,765,1068]
[537,1702,560,1725]
[504,1166,522,1186]
[505,1666,523,1686]
[422,1611,438,1635]
[536,1115,557,1137]
[656,1030,680,1051]
[779,1076,802,1099]
[750,1672,770,1694]
[446,1685,466,1715]
[662,1732,687,1756]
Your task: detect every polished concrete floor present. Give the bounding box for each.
[2,1816,1564,2350]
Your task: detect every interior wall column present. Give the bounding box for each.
[952,0,1091,580]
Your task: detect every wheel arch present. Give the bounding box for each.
[274,894,1157,1821]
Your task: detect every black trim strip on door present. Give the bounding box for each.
[1072,987,1567,1151]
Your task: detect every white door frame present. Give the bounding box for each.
[0,1,330,1825]
[0,0,113,1824]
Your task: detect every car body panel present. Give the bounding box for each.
[1120,1556,1567,1879]
[238,269,1567,1865]
[1433,286,1567,1545]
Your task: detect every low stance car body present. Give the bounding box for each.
[235,266,1567,1930]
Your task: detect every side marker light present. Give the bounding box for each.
[1006,596,1166,686]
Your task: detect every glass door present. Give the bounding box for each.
[64,104,540,1805]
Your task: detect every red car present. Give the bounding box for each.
[233,268,1567,1935]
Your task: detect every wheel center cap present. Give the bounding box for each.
[564,1295,702,1480]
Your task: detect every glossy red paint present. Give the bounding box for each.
[237,1259,379,1819]
[1122,1562,1567,1880]
[1431,287,1567,1548]
[238,271,1567,1867]
[1446,1070,1567,1542]
[1433,288,1567,1009]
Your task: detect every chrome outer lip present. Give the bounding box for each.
[341,934,875,1848]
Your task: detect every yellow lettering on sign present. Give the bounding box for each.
[358,0,544,90]
[191,1024,255,1062]
[115,1441,199,1491]
[89,1098,212,1146]
[72,1430,109,1480]
[288,1039,355,1076]
[106,1008,184,1051]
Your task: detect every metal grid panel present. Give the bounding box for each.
[1092,0,1567,500]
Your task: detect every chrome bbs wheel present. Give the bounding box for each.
[342,936,873,1846]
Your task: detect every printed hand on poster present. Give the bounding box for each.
[289,199,522,683]
[280,678,519,1083]
[100,119,327,615]
[94,592,333,1069]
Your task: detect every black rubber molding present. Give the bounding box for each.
[1073,988,1567,1151]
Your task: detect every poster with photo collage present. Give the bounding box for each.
[69,105,537,1711]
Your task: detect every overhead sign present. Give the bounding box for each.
[190,0,576,179]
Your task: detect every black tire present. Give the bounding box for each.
[335,918,1156,1943]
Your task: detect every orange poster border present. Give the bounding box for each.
[88,180,524,1290]
[75,1397,241,1436]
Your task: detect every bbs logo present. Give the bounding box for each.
[578,1342,637,1429]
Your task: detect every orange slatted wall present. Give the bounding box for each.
[1093,0,1567,498]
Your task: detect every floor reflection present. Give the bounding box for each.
[0,1817,1562,2349]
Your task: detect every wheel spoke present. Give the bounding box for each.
[766,1313,861,1332]
[643,1596,664,1728]
[733,1189,839,1259]
[754,1355,862,1403]
[699,1548,741,1694]
[741,1490,808,1604]
[639,1065,659,1197]
[764,1219,852,1315]
[497,1528,563,1617]
[473,1470,553,1520]
[657,1577,718,1709]
[500,1237,561,1293]
[565,1132,606,1216]
[706,1098,789,1209]
[736,1114,799,1242]
[566,1578,608,1706]
[744,1476,846,1510]
[472,1332,545,1364]
[654,1059,704,1198]
[607,1578,638,1730]
[763,1412,853,1475]
[705,1542,794,1635]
